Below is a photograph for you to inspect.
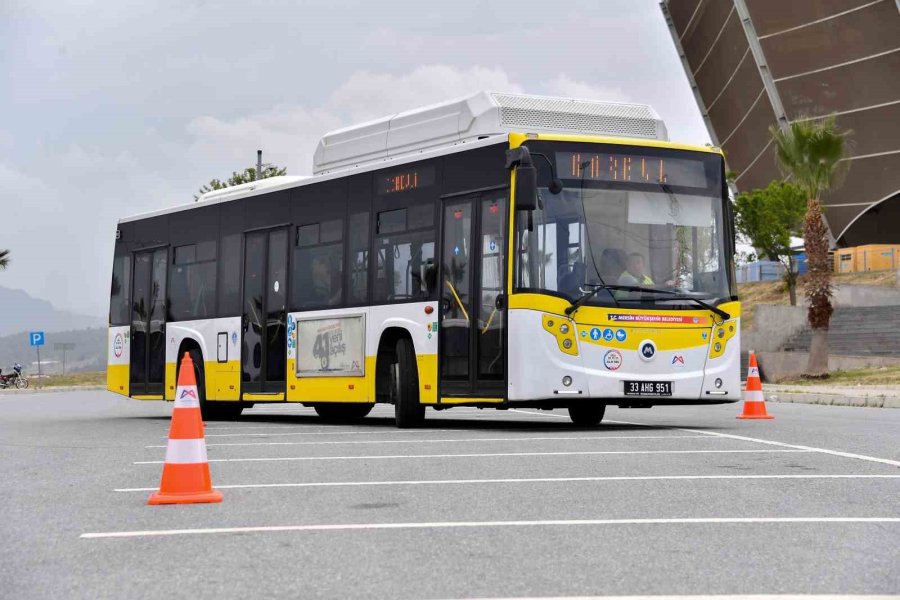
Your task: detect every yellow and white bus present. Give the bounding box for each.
[108,92,740,427]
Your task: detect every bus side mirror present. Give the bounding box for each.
[514,165,537,212]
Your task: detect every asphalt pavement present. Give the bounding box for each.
[1,391,898,599]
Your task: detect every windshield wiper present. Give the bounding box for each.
[565,284,730,321]
[565,284,610,316]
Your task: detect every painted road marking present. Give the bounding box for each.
[146,434,715,448]
[606,419,900,469]
[510,408,570,419]
[202,428,459,438]
[202,425,337,431]
[80,517,900,539]
[114,473,900,492]
[465,594,897,600]
[134,448,812,465]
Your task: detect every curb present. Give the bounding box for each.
[766,390,900,409]
[0,385,107,396]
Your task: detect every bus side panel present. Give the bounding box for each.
[165,317,241,401]
[370,302,439,405]
[287,307,372,403]
[107,326,130,397]
[286,302,438,404]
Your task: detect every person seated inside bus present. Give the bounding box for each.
[310,253,341,306]
[618,252,654,286]
[598,248,627,283]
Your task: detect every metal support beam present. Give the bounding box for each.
[733,0,790,131]
[659,1,722,147]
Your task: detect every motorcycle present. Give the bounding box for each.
[0,363,28,389]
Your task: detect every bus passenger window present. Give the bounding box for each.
[348,211,369,303]
[109,254,131,325]
[293,220,343,309]
[374,206,435,303]
[168,243,217,322]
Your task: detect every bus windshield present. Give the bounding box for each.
[515,142,734,309]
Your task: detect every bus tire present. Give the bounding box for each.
[314,404,373,422]
[393,337,425,428]
[568,404,605,426]
[187,349,242,421]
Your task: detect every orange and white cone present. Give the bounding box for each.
[148,352,223,505]
[737,351,773,420]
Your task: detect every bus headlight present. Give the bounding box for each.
[562,376,573,387]
[715,378,723,389]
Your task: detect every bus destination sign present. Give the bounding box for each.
[556,152,708,188]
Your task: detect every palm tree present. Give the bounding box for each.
[0,249,9,270]
[770,116,851,378]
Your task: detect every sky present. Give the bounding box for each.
[0,0,710,318]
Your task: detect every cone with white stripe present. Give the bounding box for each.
[148,352,223,505]
[737,351,773,420]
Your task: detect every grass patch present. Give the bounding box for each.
[738,269,897,330]
[778,365,900,386]
[31,371,106,388]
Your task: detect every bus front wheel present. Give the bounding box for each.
[393,337,425,428]
[568,404,606,426]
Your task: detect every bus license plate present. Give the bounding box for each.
[624,381,672,396]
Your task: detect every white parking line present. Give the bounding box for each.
[510,409,569,419]
[202,428,458,438]
[462,594,898,600]
[114,473,900,492]
[606,419,900,469]
[134,448,811,465]
[80,517,900,539]
[146,434,714,448]
[203,425,329,431]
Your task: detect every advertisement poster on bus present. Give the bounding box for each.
[296,315,365,377]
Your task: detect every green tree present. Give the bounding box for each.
[194,164,287,201]
[734,181,806,305]
[0,248,9,270]
[770,116,851,378]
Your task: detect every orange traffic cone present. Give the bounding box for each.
[737,351,773,420]
[148,352,223,505]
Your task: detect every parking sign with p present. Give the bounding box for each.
[29,331,45,347]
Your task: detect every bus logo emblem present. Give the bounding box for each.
[639,340,656,361]
[113,333,124,358]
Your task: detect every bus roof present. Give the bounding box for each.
[313,91,667,174]
[120,92,690,225]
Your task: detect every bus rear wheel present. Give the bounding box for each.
[568,404,606,426]
[187,349,243,421]
[314,404,373,422]
[393,337,425,428]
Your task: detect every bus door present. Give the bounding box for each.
[130,247,167,396]
[241,228,288,395]
[438,192,507,399]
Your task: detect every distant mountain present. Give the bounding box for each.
[0,326,107,373]
[0,286,104,337]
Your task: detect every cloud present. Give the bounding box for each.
[183,65,527,176]
[185,105,343,177]
[543,74,632,104]
[328,65,525,123]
